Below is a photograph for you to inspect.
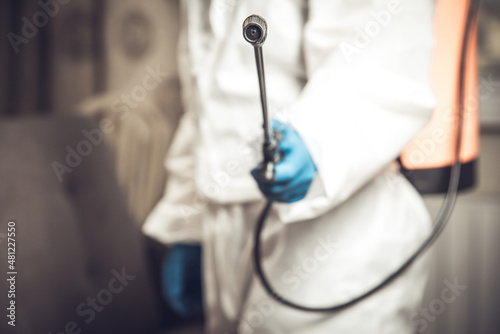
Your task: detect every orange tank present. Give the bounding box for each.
[400,0,480,194]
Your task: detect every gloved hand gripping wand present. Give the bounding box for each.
[243,15,280,181]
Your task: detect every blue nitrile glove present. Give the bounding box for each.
[161,244,203,318]
[251,119,317,203]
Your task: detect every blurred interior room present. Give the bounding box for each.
[0,0,499,333]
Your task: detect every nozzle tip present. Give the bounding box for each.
[243,15,267,46]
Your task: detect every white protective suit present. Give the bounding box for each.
[143,0,436,333]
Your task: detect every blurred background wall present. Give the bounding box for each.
[0,0,182,116]
[0,0,500,333]
[0,0,183,224]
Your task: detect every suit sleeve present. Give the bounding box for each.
[275,0,436,223]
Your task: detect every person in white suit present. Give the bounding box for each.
[143,0,436,333]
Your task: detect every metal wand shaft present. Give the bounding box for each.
[253,46,272,146]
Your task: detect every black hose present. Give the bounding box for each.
[253,0,480,312]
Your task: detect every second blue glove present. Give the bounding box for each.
[161,244,203,318]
